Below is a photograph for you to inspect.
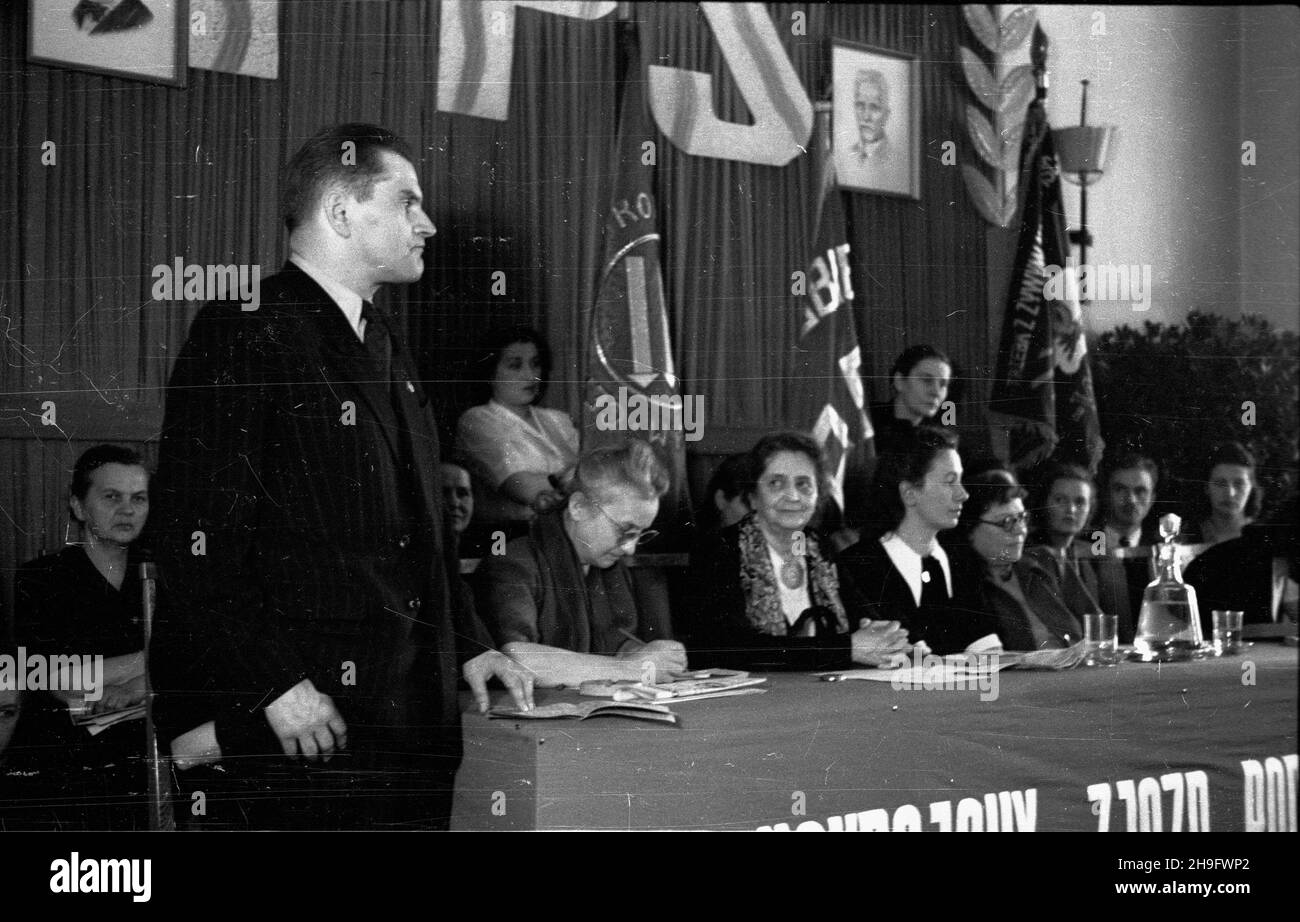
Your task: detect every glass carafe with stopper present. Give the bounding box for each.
[1132,514,1206,661]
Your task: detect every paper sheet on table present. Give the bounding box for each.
[817,645,1086,682]
[69,703,146,736]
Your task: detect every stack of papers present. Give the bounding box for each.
[579,669,768,703]
[68,703,146,736]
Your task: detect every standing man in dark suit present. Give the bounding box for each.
[152,123,532,829]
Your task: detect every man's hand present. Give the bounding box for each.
[850,619,913,668]
[263,678,347,762]
[617,639,688,680]
[464,650,535,713]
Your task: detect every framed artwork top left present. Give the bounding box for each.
[29,0,189,87]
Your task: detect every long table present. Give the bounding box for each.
[452,644,1298,831]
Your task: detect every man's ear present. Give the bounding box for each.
[892,371,904,393]
[321,186,351,237]
[567,490,590,521]
[69,494,87,524]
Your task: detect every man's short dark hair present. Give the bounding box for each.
[1105,452,1158,490]
[281,123,414,232]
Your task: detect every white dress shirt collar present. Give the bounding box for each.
[1104,523,1143,551]
[290,252,366,342]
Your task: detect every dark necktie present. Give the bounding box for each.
[920,555,948,609]
[361,301,392,382]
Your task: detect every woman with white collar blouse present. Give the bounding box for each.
[454,327,579,530]
[837,427,1002,656]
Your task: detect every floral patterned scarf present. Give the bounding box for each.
[736,514,850,636]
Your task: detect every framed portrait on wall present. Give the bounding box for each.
[832,41,920,199]
[28,0,188,87]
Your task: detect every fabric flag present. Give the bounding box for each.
[581,34,691,532]
[988,87,1104,473]
[792,101,875,517]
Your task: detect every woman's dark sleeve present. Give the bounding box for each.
[680,531,853,672]
[941,546,1005,653]
[833,560,883,627]
[14,559,75,654]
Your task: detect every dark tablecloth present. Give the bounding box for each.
[453,644,1298,831]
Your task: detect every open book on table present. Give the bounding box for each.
[489,699,679,725]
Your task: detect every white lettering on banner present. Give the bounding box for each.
[648,3,812,166]
[757,789,1037,831]
[803,243,855,335]
[1087,771,1210,832]
[436,0,617,120]
[1241,754,1298,832]
[435,2,821,166]
[625,256,655,388]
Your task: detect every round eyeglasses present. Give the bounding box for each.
[979,511,1029,533]
[591,500,660,546]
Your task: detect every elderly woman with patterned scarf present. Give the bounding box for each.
[681,432,912,671]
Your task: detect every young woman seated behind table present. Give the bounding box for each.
[680,432,911,671]
[474,439,687,687]
[836,427,1002,656]
[453,327,579,540]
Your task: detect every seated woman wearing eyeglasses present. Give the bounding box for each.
[957,467,1083,650]
[836,427,1001,656]
[681,432,911,671]
[474,439,687,687]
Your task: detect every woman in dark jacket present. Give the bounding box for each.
[681,432,911,671]
[958,467,1083,650]
[837,427,1002,655]
[475,439,684,686]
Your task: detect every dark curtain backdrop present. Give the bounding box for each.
[1,2,990,613]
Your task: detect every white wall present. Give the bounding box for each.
[1003,5,1298,332]
[1238,5,1300,331]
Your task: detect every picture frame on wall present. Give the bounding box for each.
[832,40,920,199]
[28,0,188,87]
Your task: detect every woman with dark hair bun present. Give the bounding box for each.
[681,432,911,671]
[696,452,750,533]
[1185,442,1262,547]
[454,326,579,529]
[837,426,1001,655]
[956,467,1082,651]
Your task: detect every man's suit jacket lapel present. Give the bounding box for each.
[387,333,444,528]
[274,263,406,468]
